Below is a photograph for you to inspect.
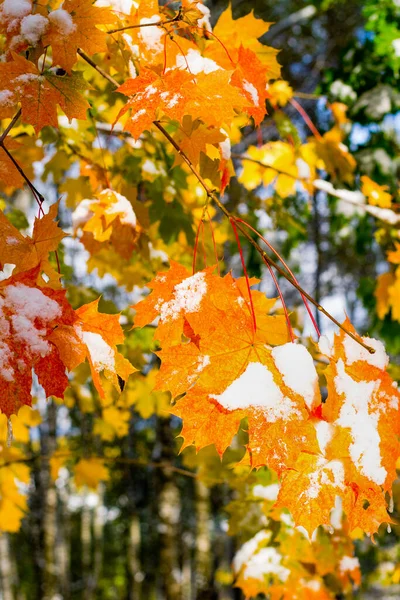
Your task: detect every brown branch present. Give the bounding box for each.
[0,109,22,144]
[77,52,376,354]
[77,49,119,87]
[107,14,183,35]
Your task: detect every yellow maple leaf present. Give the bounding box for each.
[268,80,293,107]
[361,175,392,208]
[74,458,109,490]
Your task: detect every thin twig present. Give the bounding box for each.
[107,13,183,35]
[77,48,119,87]
[0,109,22,144]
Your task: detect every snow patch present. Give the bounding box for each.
[307,458,345,499]
[272,343,318,409]
[139,15,163,52]
[211,361,301,421]
[335,359,386,485]
[78,330,115,371]
[176,48,220,74]
[243,80,259,105]
[315,420,333,455]
[343,335,388,370]
[158,272,207,322]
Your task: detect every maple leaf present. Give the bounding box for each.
[0,267,77,417]
[43,0,116,73]
[361,175,392,208]
[268,80,294,107]
[51,298,136,398]
[72,189,141,259]
[213,5,280,78]
[231,46,269,125]
[276,452,347,535]
[117,68,193,139]
[0,54,89,132]
[239,142,298,198]
[313,128,356,184]
[173,116,227,166]
[134,264,322,469]
[0,202,67,286]
[73,457,109,490]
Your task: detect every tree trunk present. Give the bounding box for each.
[194,480,212,599]
[0,534,14,600]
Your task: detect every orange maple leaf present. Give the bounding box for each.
[117,68,193,139]
[0,267,77,417]
[51,299,136,398]
[43,0,116,73]
[0,203,67,286]
[0,54,89,132]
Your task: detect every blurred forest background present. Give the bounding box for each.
[1,0,400,599]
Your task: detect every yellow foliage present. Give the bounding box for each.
[74,458,109,490]
[361,176,392,208]
[239,142,298,198]
[268,80,293,107]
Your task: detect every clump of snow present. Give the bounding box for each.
[339,556,360,573]
[253,483,279,501]
[139,15,164,52]
[158,272,207,322]
[271,343,318,409]
[211,362,301,421]
[78,329,115,372]
[5,284,61,322]
[335,359,386,485]
[48,9,76,35]
[315,420,334,455]
[176,48,220,74]
[2,0,31,18]
[307,458,345,499]
[101,190,137,227]
[20,14,49,45]
[243,80,259,105]
[343,335,388,370]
